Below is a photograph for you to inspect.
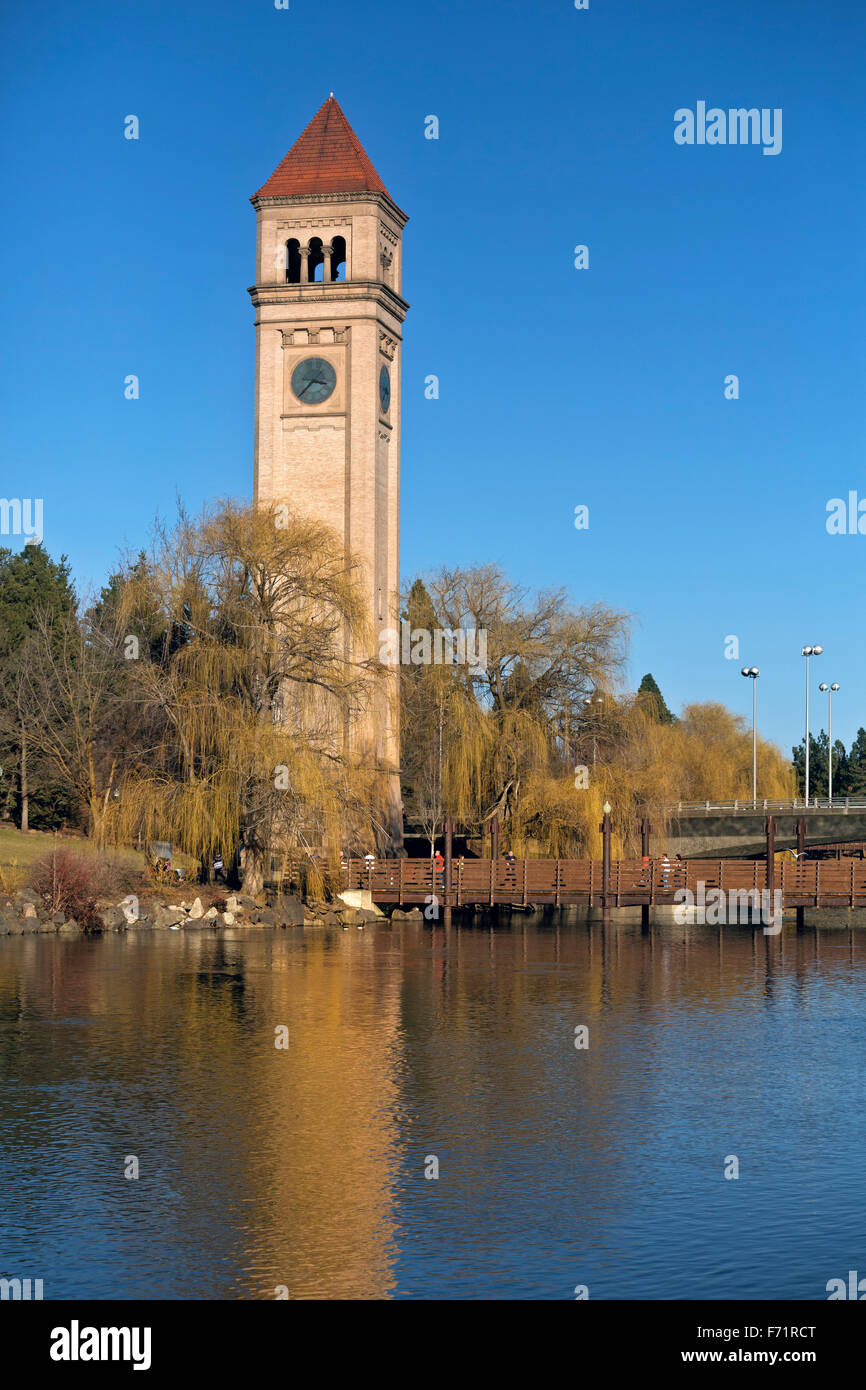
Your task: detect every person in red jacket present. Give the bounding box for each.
[433,850,445,889]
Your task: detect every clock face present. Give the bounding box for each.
[291,356,337,405]
[379,364,391,414]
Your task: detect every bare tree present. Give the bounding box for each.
[17,609,125,847]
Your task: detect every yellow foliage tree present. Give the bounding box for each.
[112,500,385,892]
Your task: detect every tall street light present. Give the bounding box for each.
[801,645,823,803]
[740,667,760,803]
[818,681,840,802]
[583,693,603,765]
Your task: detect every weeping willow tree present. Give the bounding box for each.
[513,698,796,858]
[401,567,795,858]
[400,566,630,844]
[111,500,384,893]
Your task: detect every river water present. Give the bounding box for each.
[1,916,864,1300]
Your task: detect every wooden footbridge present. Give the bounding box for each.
[343,856,866,911]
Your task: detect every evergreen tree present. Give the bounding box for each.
[0,545,77,830]
[793,730,853,797]
[830,739,849,796]
[846,728,866,794]
[636,672,674,724]
[0,544,75,659]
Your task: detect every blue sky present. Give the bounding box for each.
[1,0,863,757]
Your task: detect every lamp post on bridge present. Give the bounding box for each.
[600,800,612,925]
[801,645,823,804]
[740,666,760,805]
[818,682,840,803]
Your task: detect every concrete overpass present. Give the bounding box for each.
[654,800,866,859]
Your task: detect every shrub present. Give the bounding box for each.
[29,849,102,929]
[0,859,25,895]
[96,850,142,900]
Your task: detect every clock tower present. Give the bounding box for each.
[249,97,408,847]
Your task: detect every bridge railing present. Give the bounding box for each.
[668,799,866,815]
[341,857,866,907]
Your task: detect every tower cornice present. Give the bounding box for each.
[247,279,409,321]
[251,189,408,229]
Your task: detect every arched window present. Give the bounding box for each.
[308,237,324,283]
[331,235,347,282]
[285,238,301,284]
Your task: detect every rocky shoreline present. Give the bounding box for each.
[0,889,425,937]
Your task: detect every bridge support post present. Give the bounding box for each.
[601,805,612,926]
[796,816,806,930]
[641,817,652,930]
[491,816,499,861]
[765,815,776,923]
[444,816,453,928]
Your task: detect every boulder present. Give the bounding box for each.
[222,911,235,926]
[58,921,83,937]
[154,905,186,930]
[21,902,38,919]
[276,895,304,926]
[187,897,204,920]
[256,907,277,927]
[52,911,66,926]
[392,907,423,922]
[337,889,384,917]
[340,907,366,928]
[204,906,219,921]
[5,919,24,936]
[225,895,239,914]
[98,905,126,932]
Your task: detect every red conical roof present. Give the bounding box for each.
[252,96,390,200]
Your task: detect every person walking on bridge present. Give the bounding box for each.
[433,849,445,890]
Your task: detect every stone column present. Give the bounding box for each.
[299,245,310,284]
[322,243,333,282]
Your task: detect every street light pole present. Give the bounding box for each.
[801,645,823,804]
[584,694,603,766]
[819,682,840,802]
[740,667,760,804]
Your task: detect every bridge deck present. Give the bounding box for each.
[344,858,866,910]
